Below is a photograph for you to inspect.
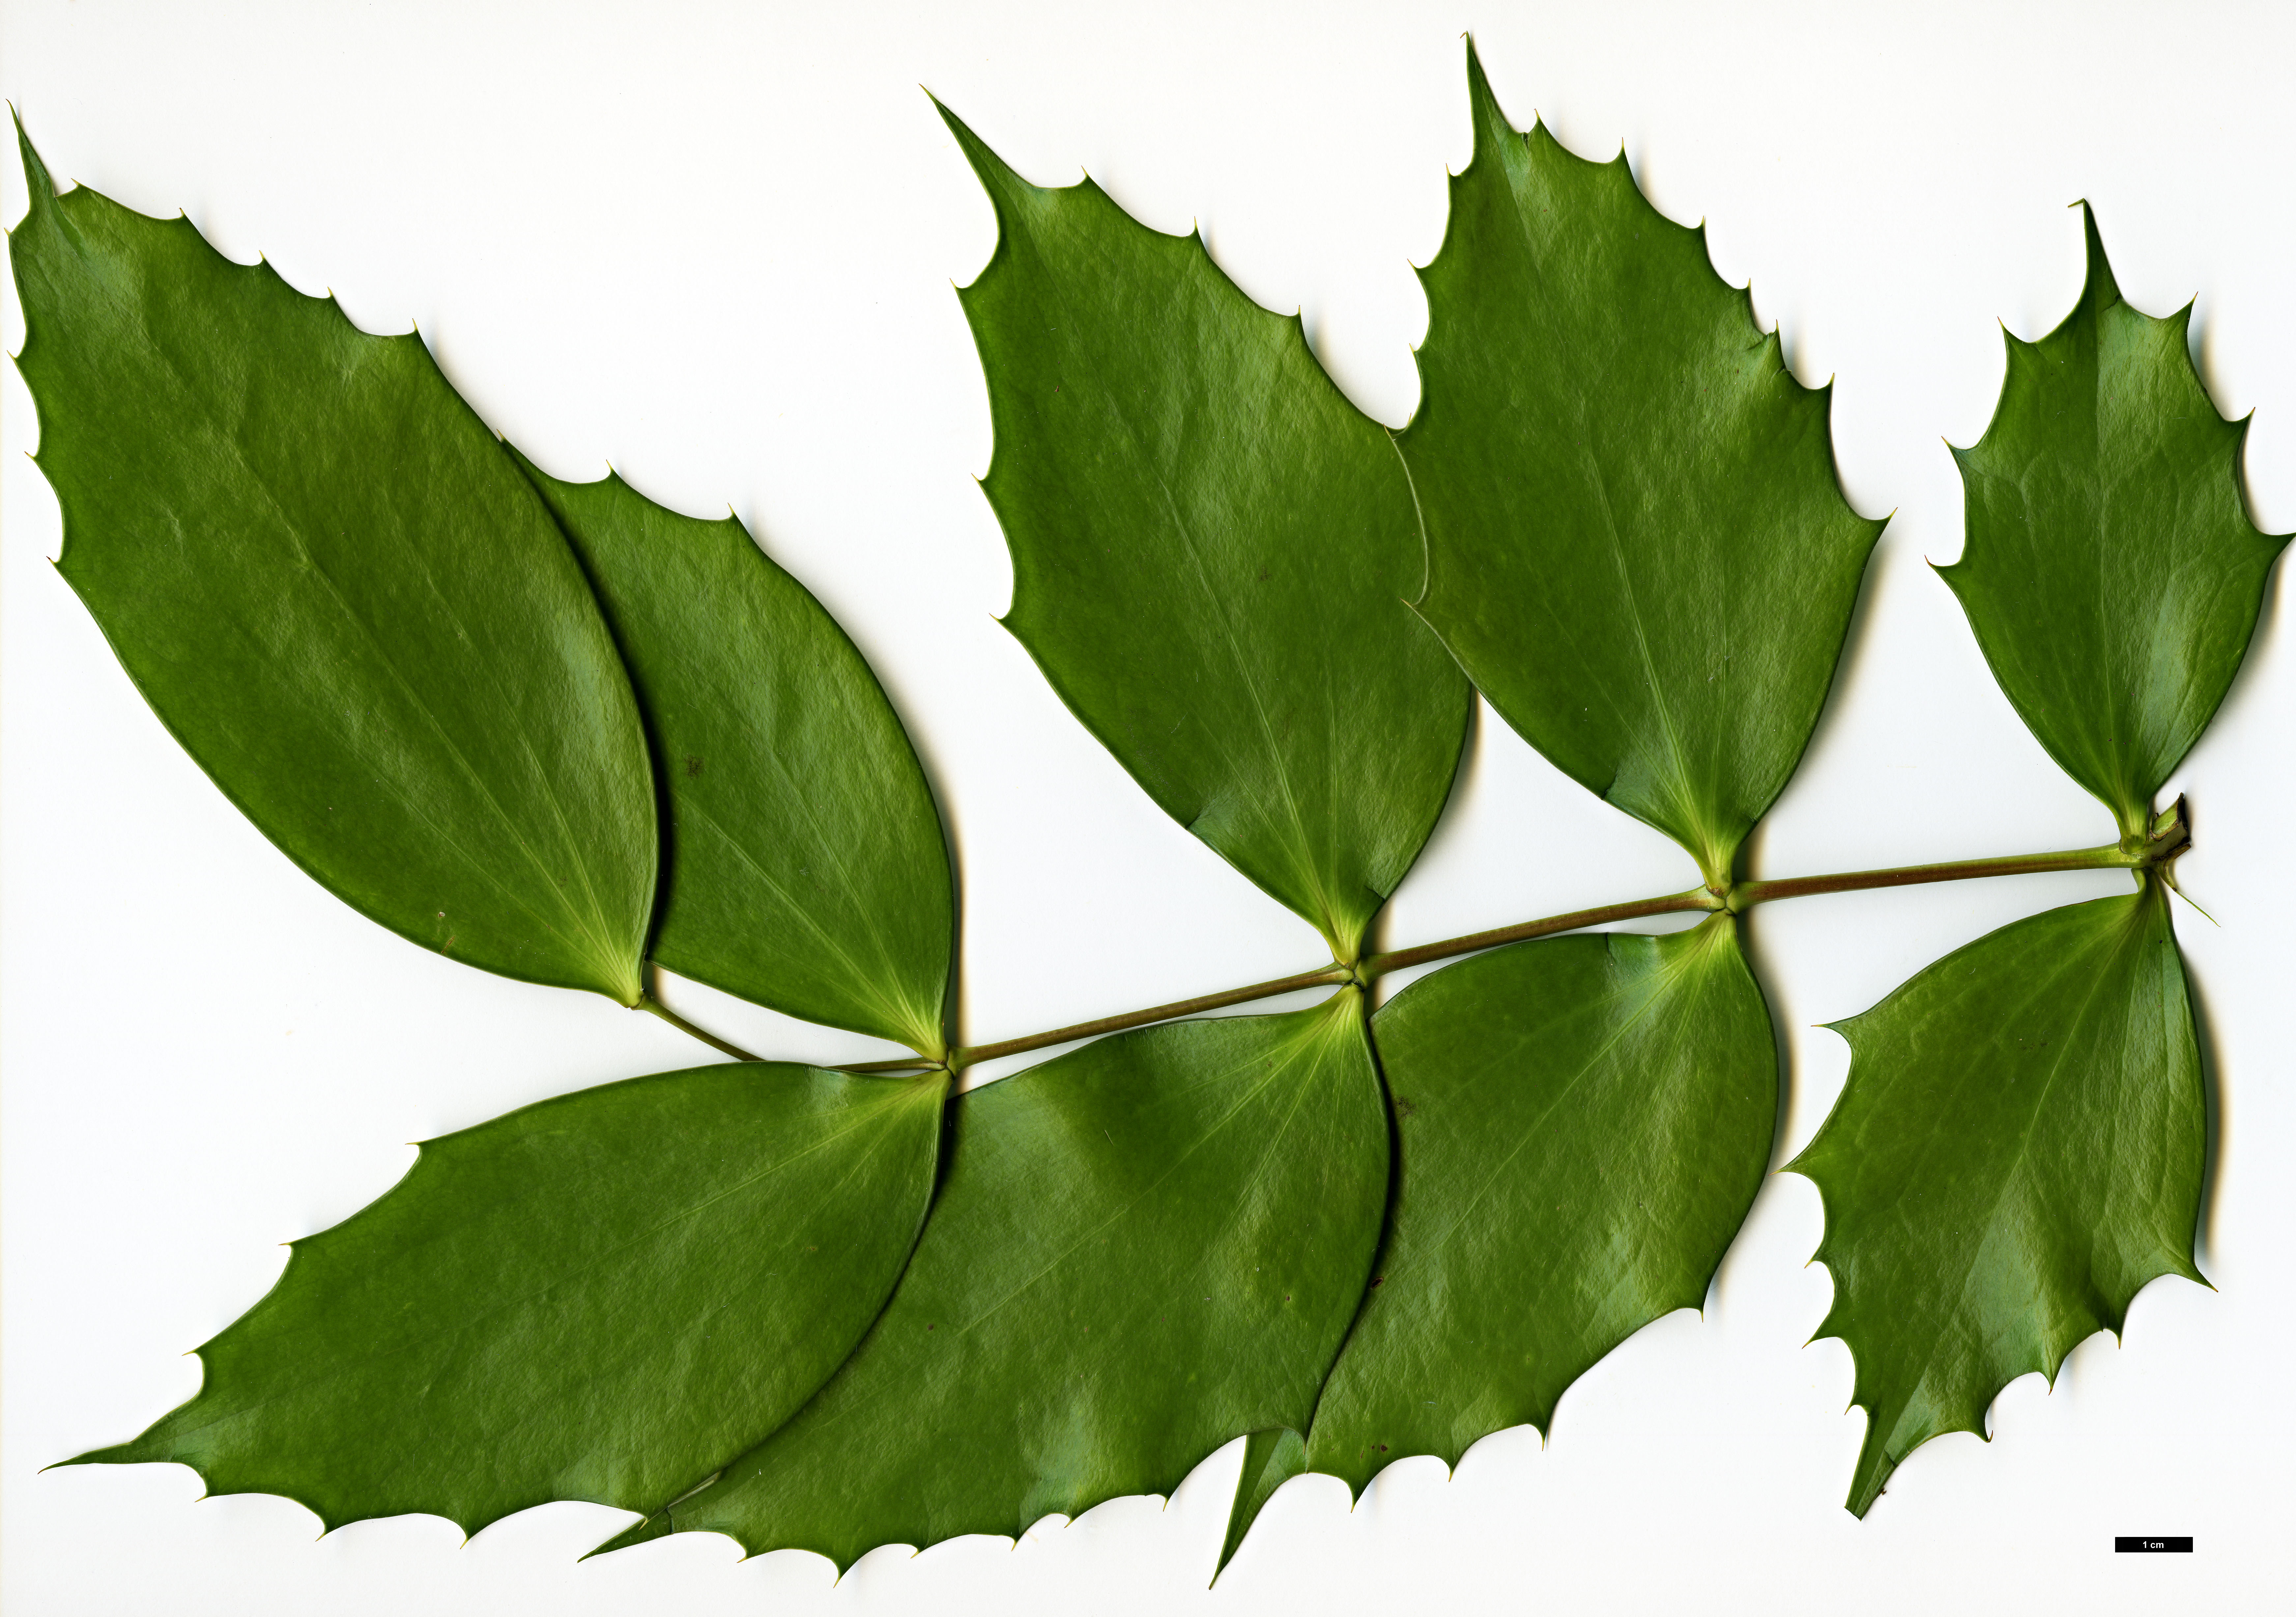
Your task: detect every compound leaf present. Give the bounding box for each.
[1787,887,2205,1515]
[595,994,1388,1571]
[515,463,953,1055]
[939,103,1470,961]
[10,121,656,1004]
[1402,45,1881,886]
[1218,916,1774,1565]
[1941,204,2288,837]
[67,1062,947,1534]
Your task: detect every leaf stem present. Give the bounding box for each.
[1731,795,2189,911]
[636,993,762,1064]
[942,966,1358,1071]
[754,802,2197,1079]
[1728,841,2139,909]
[926,808,2194,1073]
[1360,890,1722,978]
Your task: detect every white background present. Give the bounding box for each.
[4,2,2291,1611]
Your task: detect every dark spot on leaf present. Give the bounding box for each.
[685,755,704,778]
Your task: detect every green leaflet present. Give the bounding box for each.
[68,1063,947,1533]
[1218,1428,1306,1581]
[1218,916,1775,1569]
[1402,46,1881,886]
[1312,917,1773,1480]
[596,994,1388,1570]
[1787,887,2206,1516]
[1941,205,2289,839]
[515,464,953,1055]
[938,103,1471,962]
[10,122,656,1004]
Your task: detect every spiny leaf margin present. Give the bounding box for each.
[65,1062,949,1535]
[1939,201,2289,839]
[1787,884,2206,1515]
[1401,41,1882,886]
[937,96,1470,961]
[9,115,657,1004]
